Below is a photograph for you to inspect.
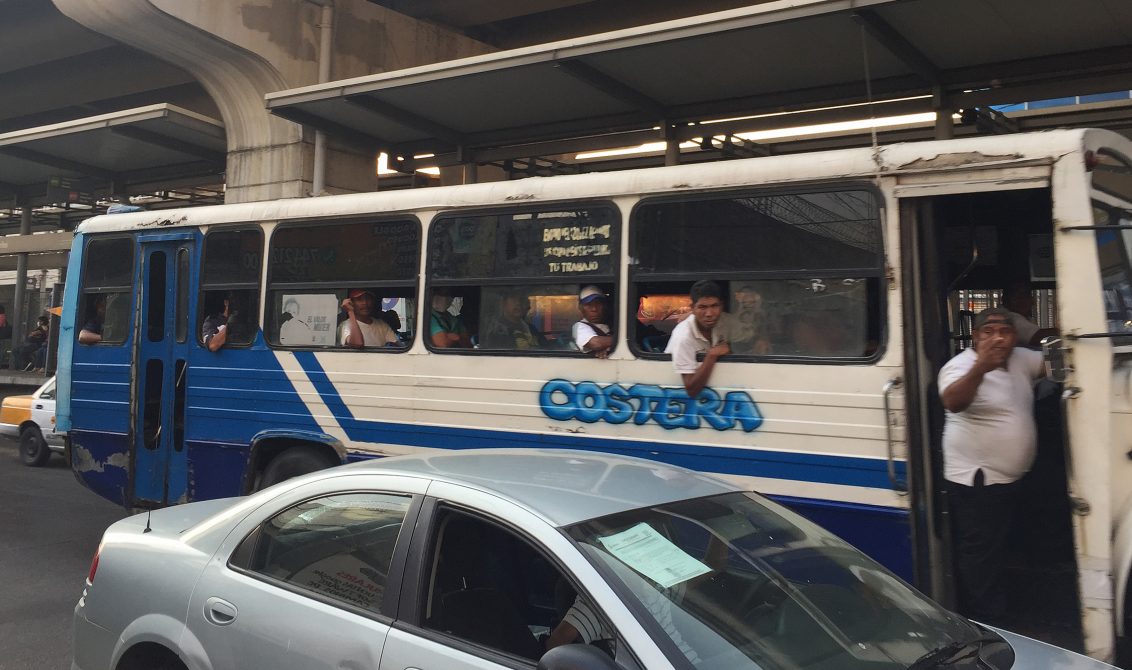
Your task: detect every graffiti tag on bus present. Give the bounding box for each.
[539,379,763,432]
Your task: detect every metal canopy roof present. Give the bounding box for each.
[267,0,1132,169]
[0,103,225,203]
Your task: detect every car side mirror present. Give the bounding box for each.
[538,644,620,670]
[1041,336,1069,383]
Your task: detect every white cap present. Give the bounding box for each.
[579,285,607,304]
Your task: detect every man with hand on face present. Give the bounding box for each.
[665,280,734,397]
[339,288,399,349]
[938,307,1044,621]
[573,285,613,358]
[202,293,239,352]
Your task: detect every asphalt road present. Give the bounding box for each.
[0,439,127,670]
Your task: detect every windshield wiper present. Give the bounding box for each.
[907,635,1006,670]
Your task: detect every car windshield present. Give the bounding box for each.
[567,492,993,670]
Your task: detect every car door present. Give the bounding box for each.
[185,474,428,670]
[31,379,61,446]
[378,481,672,670]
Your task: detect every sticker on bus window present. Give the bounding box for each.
[280,294,340,346]
[598,523,710,589]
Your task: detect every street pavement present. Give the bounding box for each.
[0,439,127,670]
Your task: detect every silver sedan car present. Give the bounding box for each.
[73,449,1114,670]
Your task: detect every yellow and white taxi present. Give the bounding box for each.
[0,376,63,466]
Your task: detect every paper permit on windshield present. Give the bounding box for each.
[598,523,711,589]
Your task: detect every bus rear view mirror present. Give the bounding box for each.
[1041,336,1069,383]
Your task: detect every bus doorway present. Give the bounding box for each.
[132,235,195,508]
[900,187,1083,650]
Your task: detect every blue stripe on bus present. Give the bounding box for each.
[292,351,906,490]
[768,494,913,581]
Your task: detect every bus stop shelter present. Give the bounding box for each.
[0,103,225,376]
[266,0,1132,174]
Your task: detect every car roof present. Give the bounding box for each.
[338,448,741,527]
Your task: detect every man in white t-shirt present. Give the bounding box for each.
[339,288,399,348]
[573,285,613,358]
[938,307,1044,620]
[665,280,735,397]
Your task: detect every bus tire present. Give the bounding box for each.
[19,426,50,467]
[258,447,339,489]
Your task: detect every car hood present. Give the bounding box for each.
[993,628,1117,669]
[0,395,33,424]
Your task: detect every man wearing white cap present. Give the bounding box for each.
[339,288,399,348]
[573,285,613,358]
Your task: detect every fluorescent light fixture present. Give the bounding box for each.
[378,152,440,176]
[576,111,942,160]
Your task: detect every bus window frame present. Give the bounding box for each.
[77,234,136,346]
[198,225,264,350]
[265,214,423,353]
[626,182,888,365]
[1091,148,1132,204]
[423,200,621,358]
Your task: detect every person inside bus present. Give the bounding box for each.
[1003,280,1057,348]
[202,292,242,352]
[429,287,472,348]
[938,307,1044,622]
[78,294,107,344]
[729,282,770,355]
[481,289,538,350]
[786,311,854,357]
[573,285,613,358]
[339,288,399,349]
[665,280,735,397]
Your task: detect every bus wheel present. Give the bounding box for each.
[258,447,339,489]
[19,426,50,467]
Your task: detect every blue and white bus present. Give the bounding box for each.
[59,129,1132,660]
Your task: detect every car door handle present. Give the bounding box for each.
[34,404,42,409]
[204,597,238,626]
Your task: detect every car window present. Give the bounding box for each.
[38,380,56,401]
[230,492,411,613]
[420,509,618,664]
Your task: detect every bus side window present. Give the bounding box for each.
[427,206,618,355]
[78,237,134,345]
[200,229,263,348]
[266,219,420,350]
[629,189,884,361]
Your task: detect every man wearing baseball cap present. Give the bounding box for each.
[938,306,1044,620]
[573,285,613,358]
[339,288,399,348]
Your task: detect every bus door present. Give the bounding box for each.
[133,233,196,508]
[899,175,1087,648]
[896,171,1057,597]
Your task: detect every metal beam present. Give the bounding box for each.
[0,230,73,254]
[270,107,387,153]
[109,126,225,163]
[0,251,69,271]
[556,59,667,119]
[344,95,466,147]
[0,146,115,180]
[852,9,939,84]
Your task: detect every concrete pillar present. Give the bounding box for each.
[10,207,31,370]
[52,0,492,202]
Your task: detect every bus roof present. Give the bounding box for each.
[76,128,1110,235]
